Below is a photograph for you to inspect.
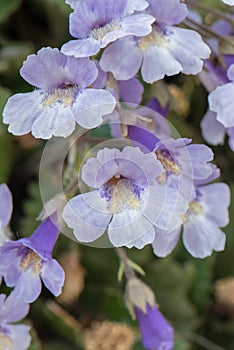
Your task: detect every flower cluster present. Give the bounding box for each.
[1,0,233,349]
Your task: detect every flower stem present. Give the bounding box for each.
[115,248,136,280]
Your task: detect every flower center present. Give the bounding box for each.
[90,22,121,41]
[43,85,78,107]
[156,150,180,174]
[0,331,13,350]
[138,27,169,51]
[189,201,203,214]
[20,249,42,274]
[101,177,142,213]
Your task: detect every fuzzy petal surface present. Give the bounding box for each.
[100,36,142,80]
[147,0,188,25]
[62,191,112,242]
[152,227,181,257]
[41,259,65,296]
[73,89,116,129]
[201,110,225,146]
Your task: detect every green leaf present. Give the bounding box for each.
[0,0,21,23]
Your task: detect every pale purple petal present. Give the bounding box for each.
[199,183,230,227]
[31,106,75,139]
[116,147,162,183]
[126,226,155,249]
[41,259,65,296]
[21,47,98,89]
[0,293,29,323]
[124,0,149,15]
[82,147,162,188]
[108,209,154,247]
[0,184,12,229]
[142,44,182,83]
[147,0,188,25]
[7,324,31,350]
[61,38,101,58]
[168,27,211,75]
[62,191,112,242]
[118,14,155,38]
[73,89,116,129]
[201,110,225,146]
[156,186,189,232]
[100,37,142,80]
[3,91,44,136]
[20,47,66,90]
[142,185,166,225]
[183,218,226,258]
[209,82,234,128]
[118,77,144,104]
[152,227,181,257]
[82,148,121,188]
[187,144,214,180]
[69,0,127,38]
[13,269,42,303]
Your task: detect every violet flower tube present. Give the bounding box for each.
[136,304,174,350]
[0,214,65,303]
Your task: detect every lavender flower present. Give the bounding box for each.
[62,146,187,248]
[3,47,116,139]
[0,293,31,350]
[136,304,174,350]
[182,182,230,258]
[61,0,155,58]
[0,184,12,244]
[153,180,230,258]
[125,277,174,350]
[100,0,210,82]
[0,214,65,303]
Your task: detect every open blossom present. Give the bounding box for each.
[0,293,31,350]
[0,184,12,245]
[62,146,191,248]
[100,0,211,82]
[3,47,115,139]
[61,0,155,58]
[152,178,230,258]
[125,277,174,350]
[0,214,65,303]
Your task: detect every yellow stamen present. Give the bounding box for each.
[156,150,180,174]
[43,86,76,107]
[139,28,169,51]
[91,22,121,40]
[0,332,13,350]
[20,250,42,274]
